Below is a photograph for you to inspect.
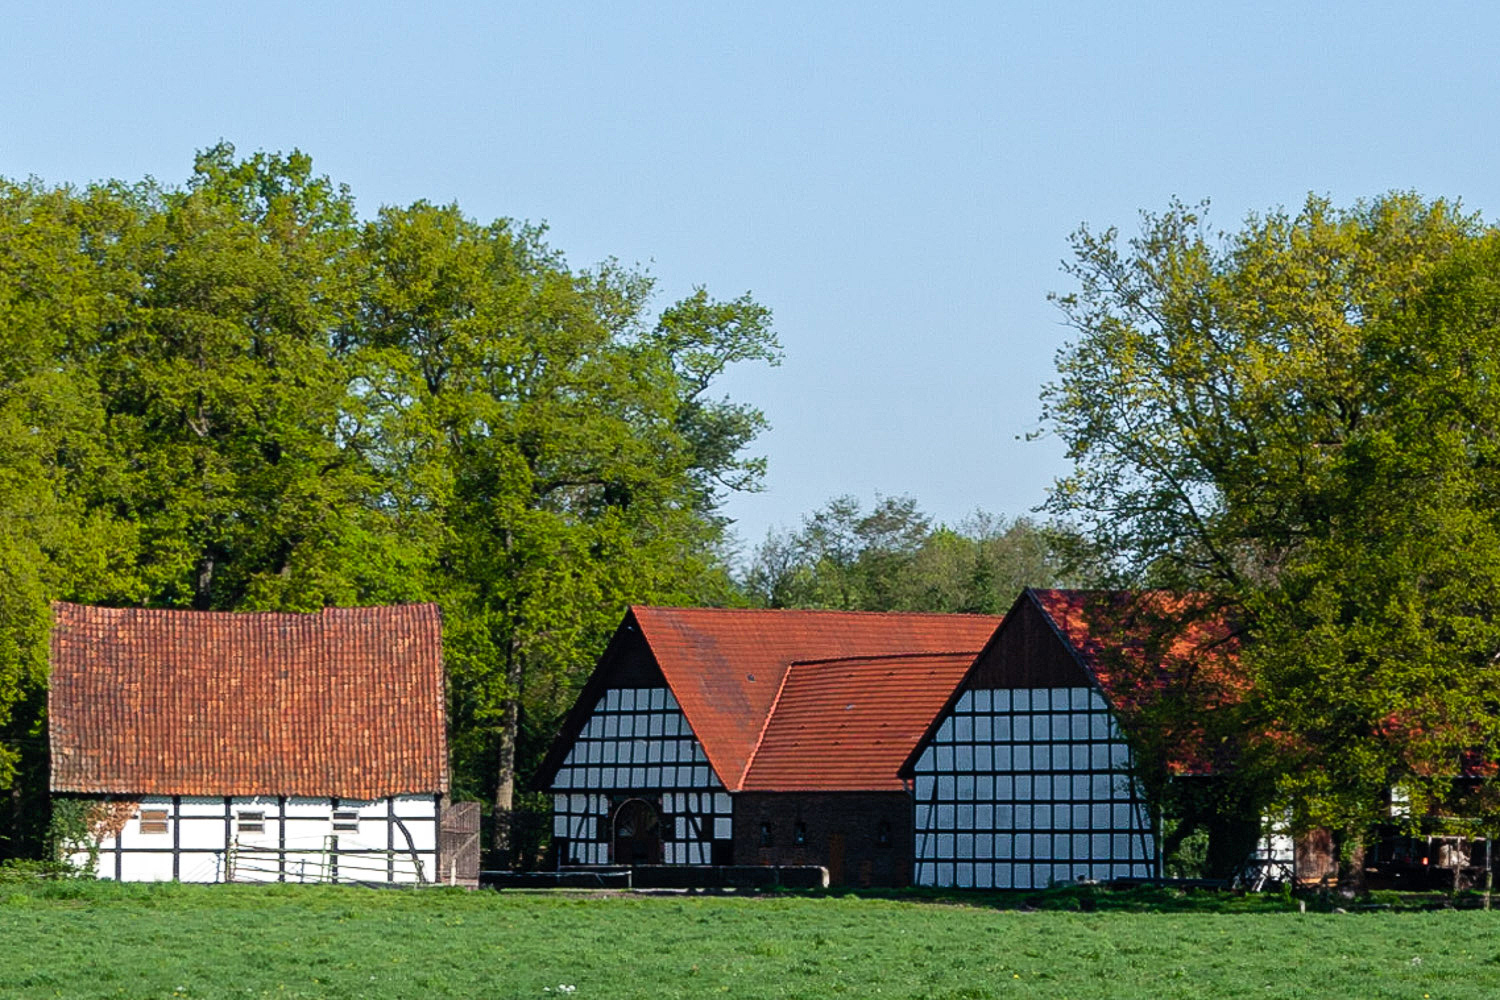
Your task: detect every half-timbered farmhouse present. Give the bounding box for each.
[49,602,451,884]
[540,595,1327,890]
[535,606,1002,885]
[901,588,1243,889]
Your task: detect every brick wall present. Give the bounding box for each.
[732,792,912,887]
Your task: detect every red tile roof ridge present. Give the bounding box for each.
[630,604,1001,620]
[743,650,982,791]
[787,650,984,667]
[51,600,440,617]
[626,604,1004,791]
[743,652,983,791]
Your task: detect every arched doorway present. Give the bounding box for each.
[612,798,662,865]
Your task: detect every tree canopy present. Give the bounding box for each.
[0,145,779,858]
[1044,193,1500,850]
[742,494,1092,613]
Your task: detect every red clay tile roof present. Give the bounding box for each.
[742,652,981,792]
[631,606,1003,791]
[49,602,446,798]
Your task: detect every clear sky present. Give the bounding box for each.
[5,2,1499,555]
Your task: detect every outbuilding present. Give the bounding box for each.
[49,602,453,884]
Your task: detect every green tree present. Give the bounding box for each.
[0,146,778,862]
[0,206,70,797]
[350,202,777,857]
[744,495,927,610]
[87,145,414,612]
[1043,193,1500,862]
[744,495,1086,613]
[0,148,436,852]
[892,512,1099,614]
[1245,232,1500,850]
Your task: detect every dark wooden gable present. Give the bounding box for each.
[966,591,1094,690]
[532,611,668,789]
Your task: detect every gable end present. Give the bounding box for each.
[967,591,1096,690]
[531,612,670,789]
[899,589,1101,779]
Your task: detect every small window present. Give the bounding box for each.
[237,810,266,834]
[139,808,169,835]
[877,820,892,847]
[332,809,359,831]
[793,821,807,846]
[759,821,774,847]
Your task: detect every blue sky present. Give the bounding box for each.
[5,2,1499,554]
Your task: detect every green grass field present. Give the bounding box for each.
[1,881,1497,999]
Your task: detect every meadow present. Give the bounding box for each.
[0,881,1496,1000]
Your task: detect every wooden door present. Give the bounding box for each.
[828,832,846,885]
[612,799,662,866]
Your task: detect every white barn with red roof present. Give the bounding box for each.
[541,594,1266,889]
[49,602,450,884]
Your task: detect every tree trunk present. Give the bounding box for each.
[194,554,215,610]
[1485,845,1493,911]
[492,699,518,862]
[491,636,524,864]
[1338,832,1366,893]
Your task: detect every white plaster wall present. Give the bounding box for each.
[119,852,174,882]
[393,796,436,818]
[177,852,224,883]
[78,794,440,884]
[179,817,227,850]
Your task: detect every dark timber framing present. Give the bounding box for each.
[909,684,1155,888]
[72,794,442,884]
[902,590,1161,889]
[549,685,732,867]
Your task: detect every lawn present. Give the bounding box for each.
[0,881,1496,1000]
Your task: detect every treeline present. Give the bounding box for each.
[742,495,1098,614]
[0,145,778,857]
